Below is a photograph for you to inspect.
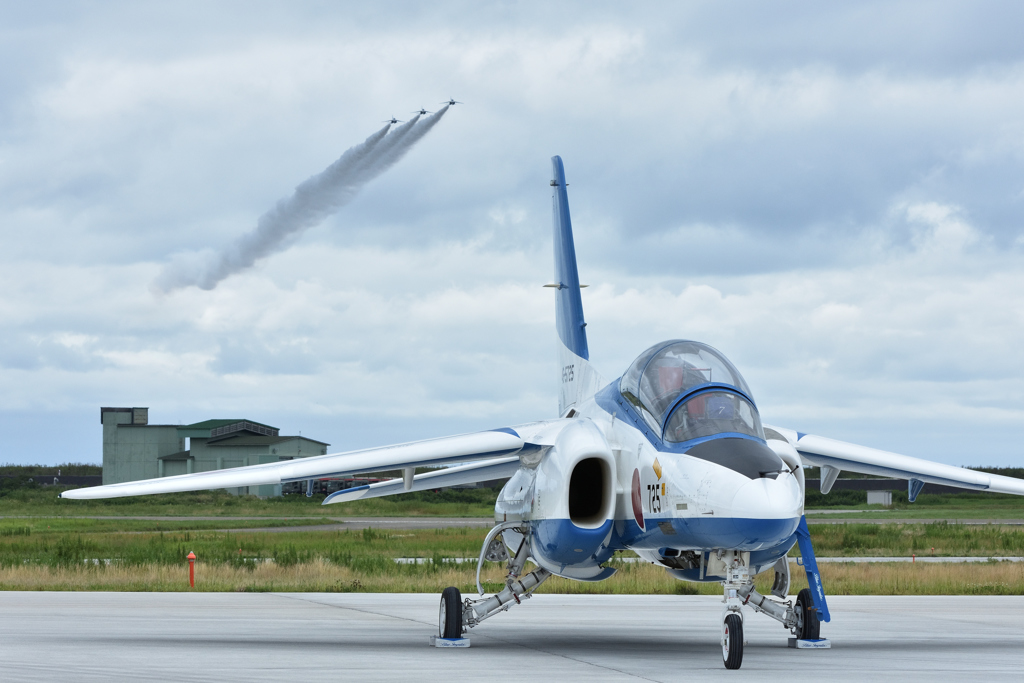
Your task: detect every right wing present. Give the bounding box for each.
[61,420,568,500]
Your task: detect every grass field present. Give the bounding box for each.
[0,522,1021,594]
[2,479,1024,595]
[0,517,339,534]
[6,484,1024,521]
[3,557,1021,596]
[0,487,499,518]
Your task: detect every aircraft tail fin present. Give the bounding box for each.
[550,156,605,415]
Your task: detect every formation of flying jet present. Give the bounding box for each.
[412,108,432,116]
[383,116,402,124]
[441,98,462,106]
[62,157,1024,669]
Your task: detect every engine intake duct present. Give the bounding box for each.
[568,457,612,527]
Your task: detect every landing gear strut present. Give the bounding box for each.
[714,548,828,669]
[440,522,550,637]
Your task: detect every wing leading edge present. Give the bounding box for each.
[61,420,569,500]
[767,425,1024,496]
[322,456,522,505]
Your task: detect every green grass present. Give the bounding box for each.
[0,526,487,570]
[802,489,1024,509]
[806,488,1024,520]
[800,521,1024,556]
[0,517,339,534]
[0,487,498,518]
[9,484,1024,521]
[0,463,101,476]
[0,523,1022,594]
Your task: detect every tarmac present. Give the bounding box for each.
[1,592,1022,682]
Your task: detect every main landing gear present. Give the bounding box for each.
[438,521,550,639]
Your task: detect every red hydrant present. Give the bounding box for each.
[187,551,196,588]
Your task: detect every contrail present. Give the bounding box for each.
[154,106,450,292]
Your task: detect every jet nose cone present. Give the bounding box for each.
[727,474,803,548]
[731,474,803,518]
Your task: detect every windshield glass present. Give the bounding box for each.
[663,390,764,443]
[619,341,753,427]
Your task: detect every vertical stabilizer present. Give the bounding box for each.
[550,156,605,416]
[551,156,589,360]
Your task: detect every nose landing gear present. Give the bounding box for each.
[722,613,744,669]
[714,533,829,669]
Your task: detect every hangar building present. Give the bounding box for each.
[101,407,329,497]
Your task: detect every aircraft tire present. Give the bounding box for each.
[722,613,743,669]
[796,588,820,640]
[439,586,463,639]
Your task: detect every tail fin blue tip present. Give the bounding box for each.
[550,156,589,361]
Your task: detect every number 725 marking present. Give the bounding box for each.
[646,483,662,513]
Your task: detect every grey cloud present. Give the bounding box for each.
[2,3,1024,466]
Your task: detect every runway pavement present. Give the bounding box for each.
[1,592,1021,682]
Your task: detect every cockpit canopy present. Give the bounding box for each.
[619,340,762,442]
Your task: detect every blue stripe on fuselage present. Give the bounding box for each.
[532,518,615,567]
[531,516,799,560]
[614,515,800,552]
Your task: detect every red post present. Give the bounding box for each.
[912,553,915,564]
[187,551,196,588]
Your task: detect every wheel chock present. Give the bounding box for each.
[788,638,831,649]
[429,635,471,648]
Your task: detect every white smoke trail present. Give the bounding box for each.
[154,106,449,292]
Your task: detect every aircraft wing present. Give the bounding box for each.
[61,420,568,500]
[766,424,1024,496]
[322,456,521,505]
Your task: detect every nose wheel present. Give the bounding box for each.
[439,587,463,639]
[722,613,743,669]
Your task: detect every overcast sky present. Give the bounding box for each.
[2,1,1023,468]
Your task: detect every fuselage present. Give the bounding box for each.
[497,340,805,582]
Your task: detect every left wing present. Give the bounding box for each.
[766,424,1024,498]
[61,420,567,500]
[322,456,521,505]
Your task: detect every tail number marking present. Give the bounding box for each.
[561,365,575,383]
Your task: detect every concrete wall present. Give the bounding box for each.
[188,436,328,498]
[101,411,184,485]
[101,408,328,497]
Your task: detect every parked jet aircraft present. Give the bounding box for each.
[63,157,1024,669]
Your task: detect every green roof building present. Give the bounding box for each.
[101,408,329,497]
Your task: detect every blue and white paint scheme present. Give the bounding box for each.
[62,156,1024,669]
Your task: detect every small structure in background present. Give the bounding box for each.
[100,407,329,497]
[867,490,892,506]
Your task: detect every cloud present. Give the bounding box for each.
[1,3,1024,466]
